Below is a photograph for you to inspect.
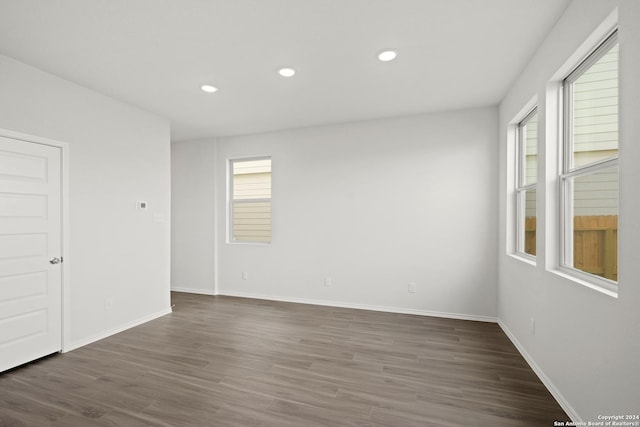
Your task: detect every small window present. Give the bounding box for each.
[515,108,538,257]
[229,157,271,243]
[561,31,618,285]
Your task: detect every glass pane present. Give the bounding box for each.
[518,189,536,256]
[231,158,272,243]
[522,112,537,185]
[233,159,272,200]
[567,167,618,281]
[233,158,271,175]
[232,200,271,242]
[524,189,536,256]
[571,43,618,168]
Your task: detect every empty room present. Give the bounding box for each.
[0,0,638,426]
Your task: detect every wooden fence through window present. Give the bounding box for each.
[525,215,617,281]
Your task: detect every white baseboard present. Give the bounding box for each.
[218,290,497,323]
[171,286,217,296]
[63,306,173,352]
[497,319,580,422]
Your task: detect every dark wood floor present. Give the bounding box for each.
[0,292,567,426]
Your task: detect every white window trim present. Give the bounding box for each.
[226,155,272,245]
[555,29,619,296]
[507,95,537,265]
[515,107,538,261]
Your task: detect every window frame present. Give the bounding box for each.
[559,30,619,291]
[227,155,272,245]
[515,107,538,260]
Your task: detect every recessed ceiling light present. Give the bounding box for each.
[278,67,296,77]
[377,49,398,62]
[201,84,218,93]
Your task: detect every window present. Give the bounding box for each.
[229,157,272,243]
[561,31,618,285]
[516,109,538,258]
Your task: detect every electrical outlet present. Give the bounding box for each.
[242,272,248,280]
[408,282,416,293]
[530,317,536,335]
[324,277,332,287]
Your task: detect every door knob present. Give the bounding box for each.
[49,257,62,264]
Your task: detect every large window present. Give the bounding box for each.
[561,31,618,285]
[229,157,272,243]
[516,108,538,257]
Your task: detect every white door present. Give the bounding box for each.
[0,135,62,372]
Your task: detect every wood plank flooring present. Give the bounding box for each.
[0,292,568,426]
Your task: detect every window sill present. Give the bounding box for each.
[508,252,537,267]
[550,267,618,299]
[226,241,271,246]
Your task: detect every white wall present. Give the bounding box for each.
[199,108,498,319]
[0,54,172,350]
[171,140,217,294]
[498,0,639,421]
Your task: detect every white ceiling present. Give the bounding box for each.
[0,0,571,141]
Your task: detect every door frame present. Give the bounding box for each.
[0,128,71,353]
